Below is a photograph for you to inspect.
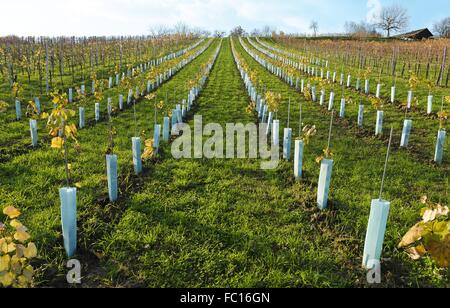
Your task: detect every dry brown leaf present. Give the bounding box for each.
[398,223,423,248]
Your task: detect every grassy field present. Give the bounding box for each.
[0,37,448,288]
[0,38,219,286]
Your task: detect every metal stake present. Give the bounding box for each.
[379,127,394,201]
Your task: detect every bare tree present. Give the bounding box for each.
[214,30,226,38]
[262,25,276,37]
[174,21,191,38]
[251,28,261,37]
[230,26,246,37]
[345,21,379,38]
[375,5,409,37]
[149,24,171,38]
[433,17,450,38]
[201,30,212,38]
[310,21,319,37]
[190,27,205,38]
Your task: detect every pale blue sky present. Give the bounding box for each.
[1,0,448,36]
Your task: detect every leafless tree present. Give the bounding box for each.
[251,28,261,37]
[202,30,212,38]
[190,27,202,38]
[174,21,191,38]
[214,30,226,38]
[149,24,171,38]
[433,17,450,38]
[345,21,379,37]
[230,26,246,37]
[310,21,319,37]
[261,25,274,37]
[375,5,409,37]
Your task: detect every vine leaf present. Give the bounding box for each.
[0,271,15,287]
[0,254,10,271]
[424,234,450,268]
[3,206,21,219]
[14,226,31,243]
[23,243,37,259]
[51,137,64,149]
[398,223,423,248]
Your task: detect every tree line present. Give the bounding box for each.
[228,5,449,39]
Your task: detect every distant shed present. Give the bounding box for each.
[395,28,434,40]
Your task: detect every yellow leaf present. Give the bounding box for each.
[425,235,450,268]
[10,255,22,274]
[315,155,324,164]
[70,123,77,133]
[0,254,10,272]
[23,243,37,259]
[0,101,9,112]
[51,137,64,149]
[14,227,31,243]
[3,206,21,219]
[415,244,427,256]
[10,219,23,229]
[15,244,25,258]
[323,148,334,159]
[0,271,15,287]
[65,124,77,138]
[17,275,30,288]
[6,242,16,254]
[145,139,154,148]
[141,148,154,161]
[65,125,72,136]
[75,182,82,189]
[406,245,426,260]
[49,128,59,137]
[22,265,33,281]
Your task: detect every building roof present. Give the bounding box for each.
[395,28,434,39]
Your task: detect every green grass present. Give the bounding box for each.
[0,37,448,288]
[0,38,221,286]
[93,38,447,287]
[236,37,449,287]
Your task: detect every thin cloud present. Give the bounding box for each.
[366,0,382,24]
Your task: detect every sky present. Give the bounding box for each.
[0,0,448,37]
